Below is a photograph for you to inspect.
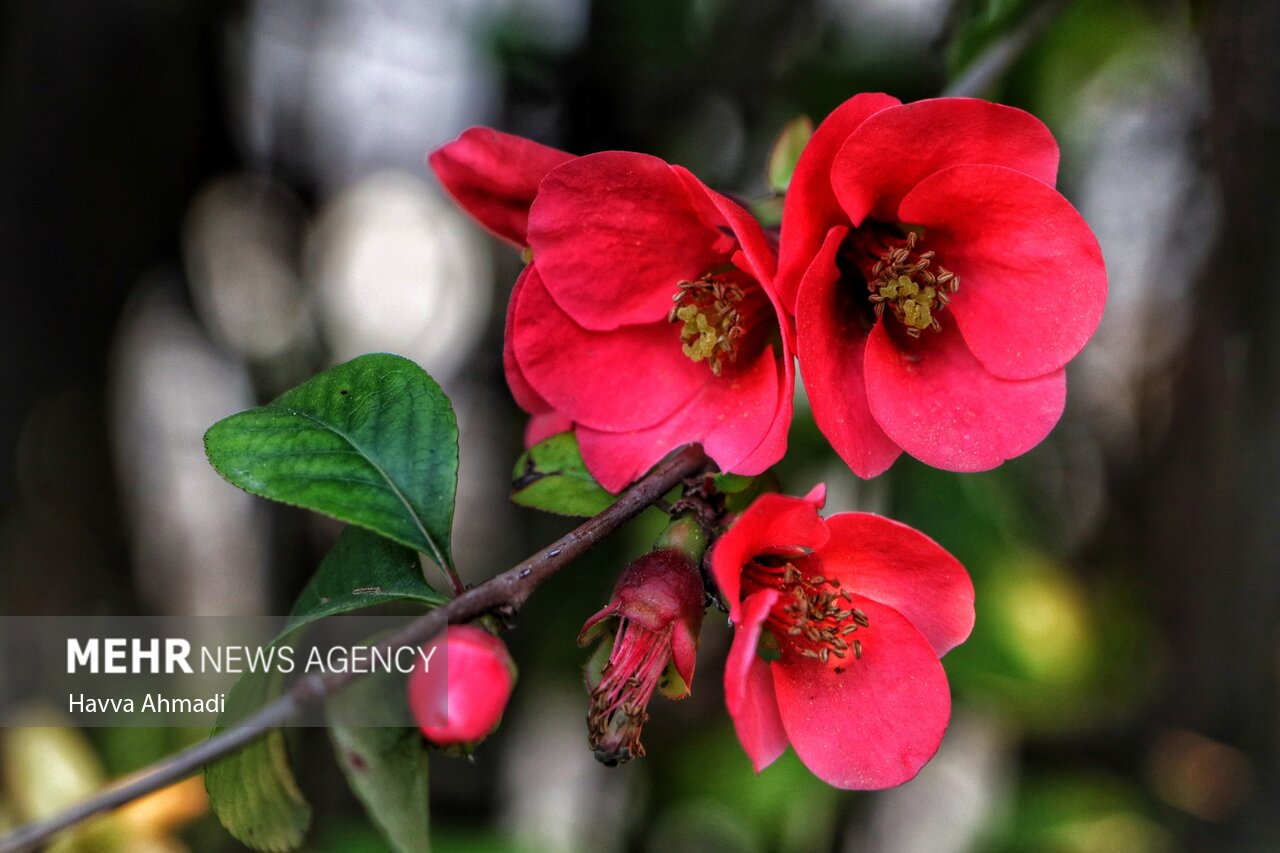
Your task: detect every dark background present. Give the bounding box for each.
[1,0,1277,850]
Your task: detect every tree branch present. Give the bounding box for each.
[0,444,710,853]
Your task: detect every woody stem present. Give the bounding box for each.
[0,444,712,853]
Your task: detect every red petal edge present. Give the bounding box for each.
[429,127,573,247]
[772,596,951,789]
[863,320,1066,471]
[818,513,974,657]
[832,98,1060,227]
[724,589,789,774]
[795,227,903,478]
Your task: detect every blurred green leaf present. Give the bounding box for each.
[511,432,614,516]
[328,677,431,853]
[657,724,838,852]
[714,470,781,513]
[990,772,1170,853]
[206,528,443,852]
[205,353,458,573]
[2,725,105,821]
[1,723,132,852]
[205,678,306,851]
[946,0,1039,78]
[766,115,813,194]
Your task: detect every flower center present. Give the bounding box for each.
[669,269,766,375]
[744,557,869,665]
[586,618,673,765]
[842,228,959,338]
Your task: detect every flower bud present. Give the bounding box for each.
[578,548,706,765]
[408,624,516,747]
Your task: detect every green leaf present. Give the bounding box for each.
[766,115,813,194]
[206,528,443,851]
[329,677,431,853]
[714,470,782,512]
[511,432,614,517]
[286,531,448,632]
[205,353,459,573]
[205,677,306,852]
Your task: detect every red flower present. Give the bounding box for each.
[579,548,706,765]
[408,624,516,747]
[709,485,974,789]
[431,129,794,492]
[776,95,1107,477]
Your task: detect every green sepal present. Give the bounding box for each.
[657,657,690,700]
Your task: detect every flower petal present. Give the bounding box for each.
[725,589,789,774]
[505,269,576,446]
[722,347,793,479]
[710,244,795,479]
[670,620,698,698]
[832,98,1060,227]
[899,164,1107,380]
[863,320,1066,471]
[575,345,784,493]
[776,93,902,310]
[504,267,557,416]
[818,513,974,656]
[709,493,829,623]
[528,151,729,331]
[795,227,903,478]
[512,267,709,432]
[772,596,951,789]
[672,166,779,284]
[429,127,573,247]
[690,348,787,475]
[524,413,572,448]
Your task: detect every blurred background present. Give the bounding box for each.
[1,0,1276,849]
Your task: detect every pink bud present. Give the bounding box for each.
[408,624,516,747]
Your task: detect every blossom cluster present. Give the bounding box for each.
[431,95,1105,489]
[426,94,1106,789]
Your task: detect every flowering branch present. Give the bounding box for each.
[0,444,711,853]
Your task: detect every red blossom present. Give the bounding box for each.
[408,624,516,747]
[430,129,794,492]
[777,95,1107,477]
[709,486,974,789]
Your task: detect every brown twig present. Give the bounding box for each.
[0,444,710,853]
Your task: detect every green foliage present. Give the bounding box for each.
[205,353,459,574]
[766,115,813,194]
[656,724,838,851]
[206,528,443,852]
[205,678,307,851]
[713,470,781,513]
[988,772,1169,852]
[511,432,614,516]
[328,676,431,853]
[947,0,1040,77]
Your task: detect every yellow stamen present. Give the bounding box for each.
[669,276,748,375]
[868,232,958,337]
